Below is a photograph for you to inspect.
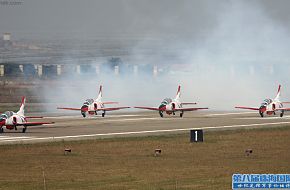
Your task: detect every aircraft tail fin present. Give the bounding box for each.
[175,85,181,101]
[274,84,281,101]
[96,85,102,101]
[17,96,26,116]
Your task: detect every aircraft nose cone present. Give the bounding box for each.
[259,106,266,113]
[158,105,166,111]
[0,119,6,126]
[81,105,88,112]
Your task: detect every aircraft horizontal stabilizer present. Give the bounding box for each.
[102,102,119,104]
[25,116,44,119]
[181,102,197,105]
[235,106,259,111]
[57,107,81,111]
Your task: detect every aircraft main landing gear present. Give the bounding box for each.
[102,111,106,117]
[180,111,184,118]
[82,113,86,118]
[280,110,284,117]
[159,111,163,118]
[259,111,264,117]
[22,127,27,133]
[0,128,3,133]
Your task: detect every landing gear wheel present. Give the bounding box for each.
[0,128,3,133]
[82,113,86,118]
[259,111,264,117]
[159,111,163,118]
[22,128,27,133]
[180,112,184,118]
[280,111,284,117]
[102,112,105,117]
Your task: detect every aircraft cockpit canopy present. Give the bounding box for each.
[0,114,7,121]
[261,99,272,106]
[83,99,94,106]
[0,111,13,121]
[160,98,172,106]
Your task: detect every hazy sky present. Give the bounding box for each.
[1,0,290,40]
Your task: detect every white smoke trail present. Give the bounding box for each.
[37,0,290,113]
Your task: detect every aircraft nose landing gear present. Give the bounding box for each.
[259,106,266,117]
[81,105,88,118]
[159,111,164,118]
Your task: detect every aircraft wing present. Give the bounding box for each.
[181,102,197,105]
[276,108,290,111]
[97,107,130,111]
[235,106,259,111]
[102,102,119,104]
[25,116,44,119]
[174,107,208,111]
[134,106,162,111]
[57,107,81,111]
[19,122,55,127]
[282,102,290,104]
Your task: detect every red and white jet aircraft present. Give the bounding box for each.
[57,85,130,117]
[0,97,54,133]
[235,85,290,117]
[134,85,208,117]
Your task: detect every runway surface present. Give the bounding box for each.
[1,111,290,144]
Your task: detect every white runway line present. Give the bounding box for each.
[206,112,256,116]
[1,121,290,143]
[0,136,10,139]
[0,136,33,140]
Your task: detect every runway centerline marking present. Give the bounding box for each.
[1,121,290,143]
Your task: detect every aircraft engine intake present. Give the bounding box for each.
[171,103,176,110]
[12,117,17,125]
